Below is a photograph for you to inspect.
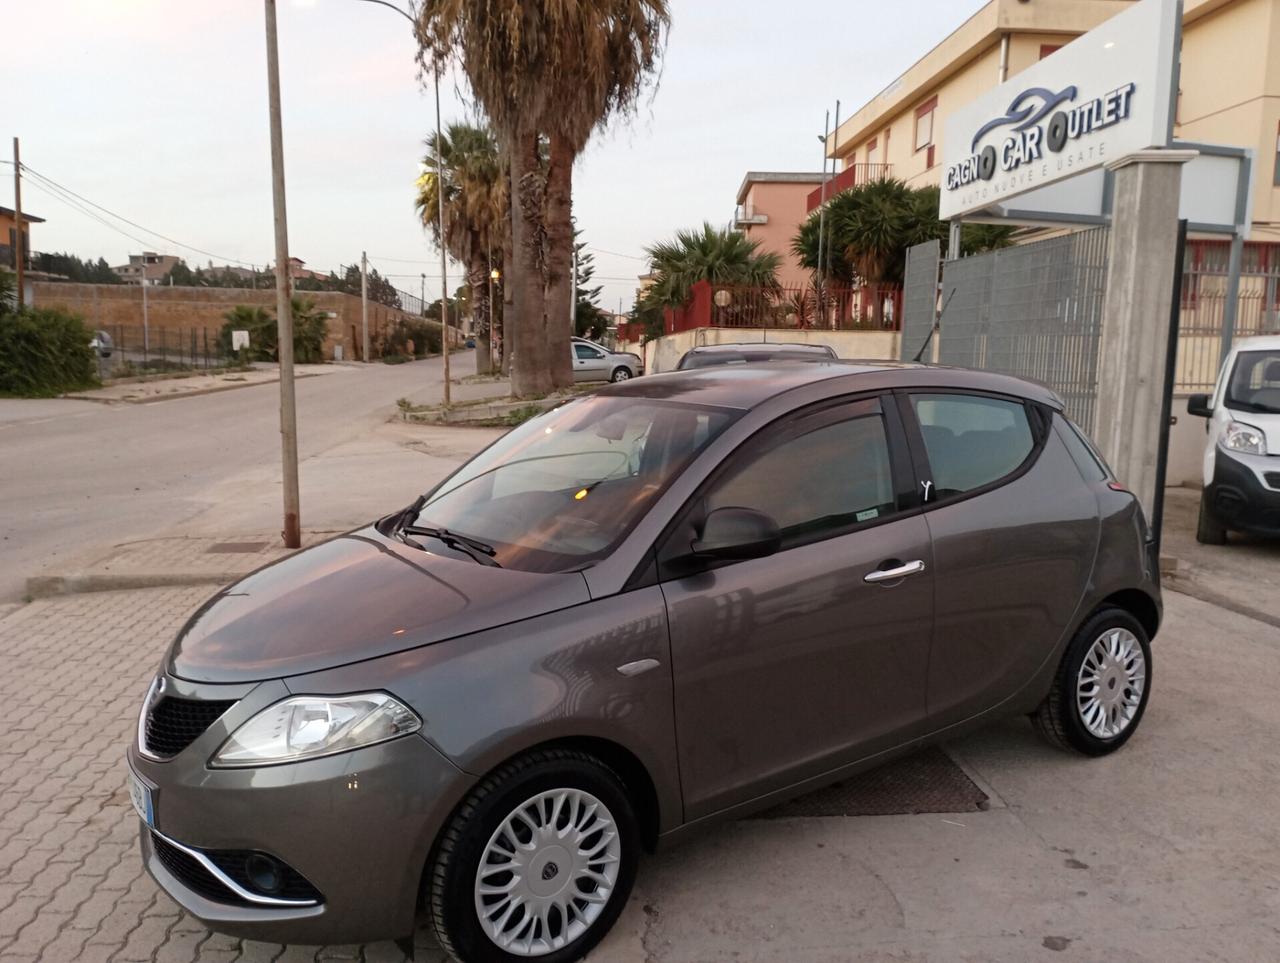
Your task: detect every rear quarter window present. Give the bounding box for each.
[911,393,1036,497]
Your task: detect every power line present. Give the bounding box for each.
[587,246,649,261]
[16,162,257,267]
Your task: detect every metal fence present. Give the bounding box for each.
[88,325,245,381]
[703,283,903,331]
[900,239,941,361]
[1175,240,1280,392]
[934,227,1111,431]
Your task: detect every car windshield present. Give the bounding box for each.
[1225,349,1280,415]
[413,396,738,573]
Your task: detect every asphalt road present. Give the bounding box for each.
[0,355,470,603]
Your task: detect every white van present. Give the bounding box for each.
[1186,335,1280,544]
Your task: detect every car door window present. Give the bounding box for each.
[910,393,1035,497]
[706,408,897,544]
[574,344,604,360]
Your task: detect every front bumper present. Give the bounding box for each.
[1206,449,1280,537]
[128,675,473,946]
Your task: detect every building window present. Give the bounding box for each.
[1039,44,1062,59]
[867,138,877,166]
[914,96,937,152]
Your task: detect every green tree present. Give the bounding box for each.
[415,0,669,398]
[216,299,328,363]
[415,123,507,374]
[0,290,97,397]
[573,232,608,338]
[644,223,782,308]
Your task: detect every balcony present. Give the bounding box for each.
[732,204,768,228]
[805,163,894,212]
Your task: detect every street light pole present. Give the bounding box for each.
[360,250,369,362]
[263,0,301,549]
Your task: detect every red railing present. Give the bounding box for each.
[664,280,902,334]
[805,163,895,212]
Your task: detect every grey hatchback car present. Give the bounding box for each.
[129,362,1160,962]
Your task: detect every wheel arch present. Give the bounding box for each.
[1096,588,1161,642]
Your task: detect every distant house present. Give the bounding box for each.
[285,257,327,282]
[0,205,45,270]
[113,252,183,286]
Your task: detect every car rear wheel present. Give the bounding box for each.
[1195,496,1227,545]
[609,367,631,383]
[426,748,639,963]
[1031,607,1152,756]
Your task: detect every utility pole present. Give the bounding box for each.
[816,111,830,303]
[826,99,841,295]
[434,69,450,405]
[420,272,425,314]
[263,0,301,549]
[141,260,150,354]
[12,138,23,305]
[360,251,370,362]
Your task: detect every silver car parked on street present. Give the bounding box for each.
[571,337,643,382]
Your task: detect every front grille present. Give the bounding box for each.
[151,832,252,906]
[144,696,236,758]
[149,831,323,906]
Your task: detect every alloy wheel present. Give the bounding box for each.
[1076,627,1147,739]
[473,788,622,957]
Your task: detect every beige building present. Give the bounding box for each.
[824,0,1280,246]
[1,205,44,270]
[733,172,826,289]
[113,252,184,286]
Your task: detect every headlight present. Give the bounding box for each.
[1221,421,1267,456]
[211,693,420,767]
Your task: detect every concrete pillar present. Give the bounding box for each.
[1094,149,1197,519]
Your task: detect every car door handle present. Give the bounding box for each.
[864,559,926,583]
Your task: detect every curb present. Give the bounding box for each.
[63,371,323,406]
[27,572,236,599]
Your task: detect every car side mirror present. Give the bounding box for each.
[1186,394,1212,418]
[692,507,781,561]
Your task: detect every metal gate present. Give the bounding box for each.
[927,227,1111,432]
[900,239,941,361]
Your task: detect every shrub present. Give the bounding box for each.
[216,299,328,363]
[384,317,441,358]
[0,306,99,397]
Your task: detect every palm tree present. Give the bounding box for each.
[415,1,669,398]
[415,123,508,374]
[644,223,782,308]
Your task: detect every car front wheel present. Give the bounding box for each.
[1032,607,1152,756]
[609,367,632,383]
[1195,496,1227,545]
[426,748,639,963]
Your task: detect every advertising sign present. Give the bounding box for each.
[939,0,1180,220]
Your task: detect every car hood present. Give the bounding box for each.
[167,527,591,684]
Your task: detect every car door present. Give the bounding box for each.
[573,343,608,382]
[657,395,935,820]
[896,390,1098,729]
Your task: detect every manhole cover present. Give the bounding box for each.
[752,747,988,818]
[206,541,270,554]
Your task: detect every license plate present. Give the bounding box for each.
[128,768,154,828]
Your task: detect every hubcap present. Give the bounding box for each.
[614,370,630,381]
[474,788,621,957]
[1076,627,1146,739]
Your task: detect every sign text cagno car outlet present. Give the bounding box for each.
[938,0,1177,220]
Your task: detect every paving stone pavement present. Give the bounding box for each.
[0,589,447,963]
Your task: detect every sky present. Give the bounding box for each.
[7,0,986,313]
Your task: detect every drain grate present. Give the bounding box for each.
[752,747,988,818]
[205,542,270,554]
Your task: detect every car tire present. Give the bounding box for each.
[1031,607,1152,757]
[426,748,640,963]
[609,367,631,383]
[1195,496,1227,545]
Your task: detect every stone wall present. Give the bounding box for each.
[30,282,450,361]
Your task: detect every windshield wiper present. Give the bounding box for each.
[400,525,501,567]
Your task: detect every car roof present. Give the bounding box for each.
[1233,335,1280,351]
[686,342,833,354]
[598,360,1065,410]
